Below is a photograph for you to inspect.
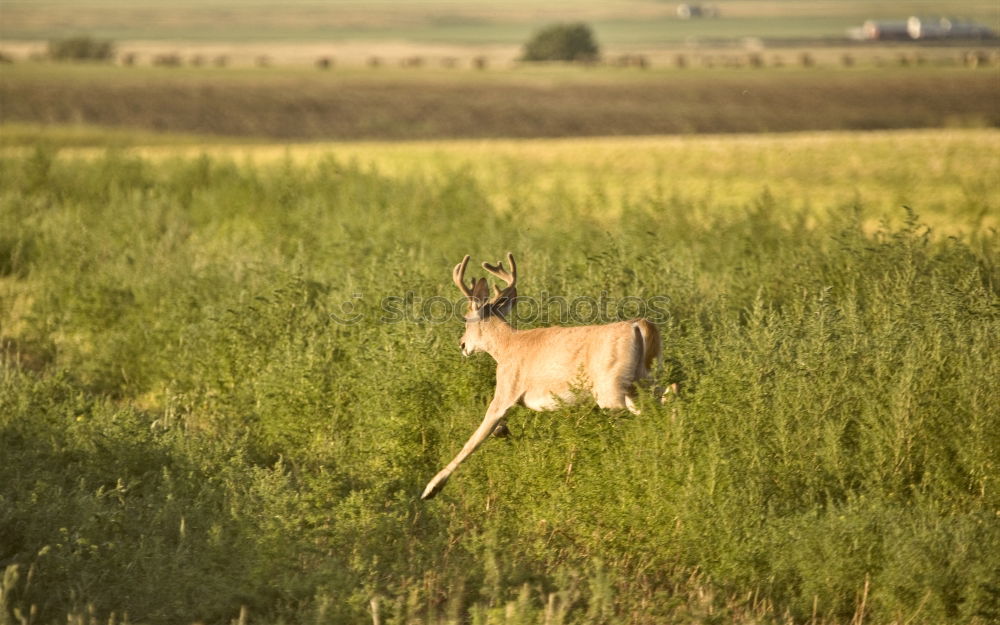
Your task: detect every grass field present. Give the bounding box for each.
[1,125,998,623]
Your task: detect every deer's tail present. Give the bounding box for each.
[632,318,662,378]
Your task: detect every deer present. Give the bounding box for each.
[421,253,663,500]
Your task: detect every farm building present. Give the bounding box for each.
[676,4,718,19]
[906,17,995,40]
[855,16,995,41]
[859,20,911,41]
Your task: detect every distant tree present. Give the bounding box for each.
[48,36,115,61]
[521,23,600,62]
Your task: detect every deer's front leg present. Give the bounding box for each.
[421,395,513,500]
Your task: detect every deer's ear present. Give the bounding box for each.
[471,278,490,308]
[493,287,517,318]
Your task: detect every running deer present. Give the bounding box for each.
[421,253,663,500]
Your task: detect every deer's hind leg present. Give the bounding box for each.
[593,328,645,414]
[594,389,641,415]
[594,376,642,415]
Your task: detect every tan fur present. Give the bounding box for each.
[421,254,664,500]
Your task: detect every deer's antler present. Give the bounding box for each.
[453,254,474,299]
[482,253,516,301]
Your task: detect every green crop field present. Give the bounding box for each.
[1,126,998,623]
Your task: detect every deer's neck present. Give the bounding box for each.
[482,315,517,362]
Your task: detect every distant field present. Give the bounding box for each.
[1,0,997,44]
[2,62,997,140]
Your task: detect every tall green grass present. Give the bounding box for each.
[1,145,998,624]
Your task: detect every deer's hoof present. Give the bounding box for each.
[421,476,447,500]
